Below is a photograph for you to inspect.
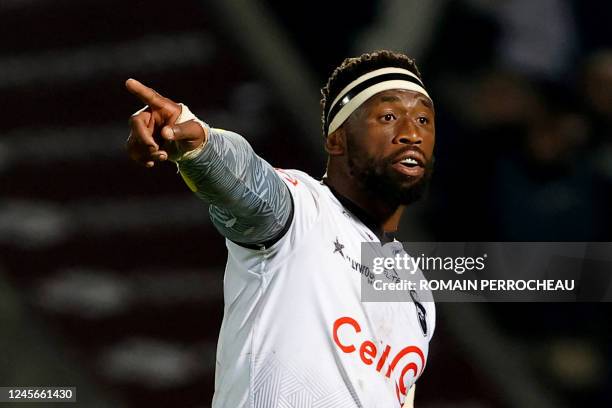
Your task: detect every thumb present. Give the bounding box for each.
[161,120,206,143]
[161,120,208,160]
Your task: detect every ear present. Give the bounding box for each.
[325,127,346,156]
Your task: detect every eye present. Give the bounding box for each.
[417,116,429,125]
[382,113,396,122]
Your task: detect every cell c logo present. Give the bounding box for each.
[332,316,425,401]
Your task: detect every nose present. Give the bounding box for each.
[393,117,421,145]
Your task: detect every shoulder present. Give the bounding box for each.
[225,170,329,269]
[274,169,323,190]
[273,169,329,210]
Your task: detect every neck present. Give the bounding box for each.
[324,169,405,237]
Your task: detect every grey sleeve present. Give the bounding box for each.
[176,126,293,247]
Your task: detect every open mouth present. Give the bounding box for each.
[398,157,420,168]
[392,157,425,177]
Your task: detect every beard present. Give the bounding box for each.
[346,139,434,206]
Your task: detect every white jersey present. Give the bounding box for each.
[212,169,435,408]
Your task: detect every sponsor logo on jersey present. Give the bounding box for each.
[333,237,377,283]
[333,238,402,285]
[332,316,425,404]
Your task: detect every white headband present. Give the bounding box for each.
[326,67,431,136]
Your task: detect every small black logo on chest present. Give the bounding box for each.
[333,237,345,258]
[410,290,428,337]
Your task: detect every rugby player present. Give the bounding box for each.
[125,50,436,408]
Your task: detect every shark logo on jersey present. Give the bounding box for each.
[410,289,428,337]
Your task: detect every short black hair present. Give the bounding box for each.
[320,50,423,137]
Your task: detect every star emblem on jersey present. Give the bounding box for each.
[333,237,345,258]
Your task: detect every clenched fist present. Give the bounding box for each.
[125,79,207,167]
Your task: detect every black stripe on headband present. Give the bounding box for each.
[325,72,424,135]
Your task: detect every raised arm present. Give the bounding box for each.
[125,79,292,248]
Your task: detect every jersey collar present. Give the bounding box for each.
[321,178,397,244]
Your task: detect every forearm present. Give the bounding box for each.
[176,124,292,246]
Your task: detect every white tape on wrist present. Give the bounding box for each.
[173,103,208,162]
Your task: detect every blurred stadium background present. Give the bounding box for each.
[1,0,611,407]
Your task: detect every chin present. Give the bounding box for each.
[398,175,423,188]
[388,171,423,190]
[388,175,429,205]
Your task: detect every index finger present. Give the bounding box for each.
[125,78,165,109]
